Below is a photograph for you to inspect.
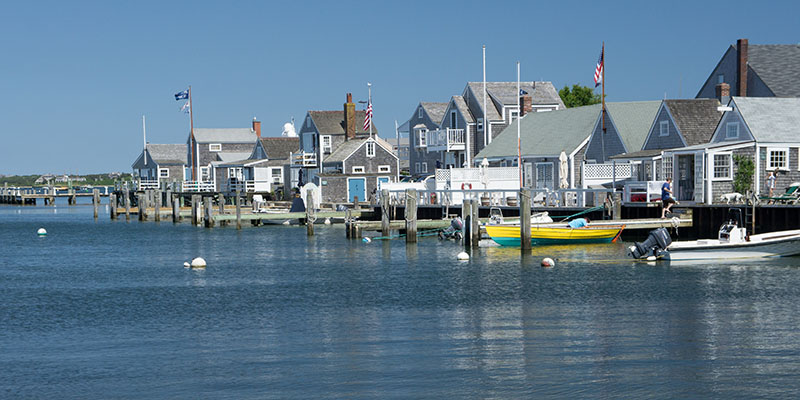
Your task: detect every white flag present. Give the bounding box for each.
[180,101,190,113]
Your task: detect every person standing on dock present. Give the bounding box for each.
[767,170,777,197]
[661,178,676,218]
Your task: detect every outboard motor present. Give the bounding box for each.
[719,208,746,243]
[438,217,464,240]
[628,227,672,260]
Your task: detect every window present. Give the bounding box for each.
[417,129,427,147]
[366,141,376,158]
[450,111,457,128]
[415,162,421,173]
[421,162,428,173]
[713,154,732,180]
[321,135,332,154]
[500,160,508,167]
[768,148,789,170]
[477,118,484,131]
[307,118,312,128]
[271,168,283,183]
[209,143,222,152]
[200,166,210,181]
[659,121,669,137]
[352,166,365,174]
[726,122,739,139]
[718,74,724,84]
[510,110,519,123]
[418,107,423,118]
[159,168,169,178]
[663,155,674,179]
[228,167,242,179]
[378,165,391,173]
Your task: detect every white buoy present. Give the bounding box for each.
[37,228,47,236]
[190,257,206,269]
[324,218,331,225]
[282,220,291,225]
[457,252,470,261]
[646,255,657,262]
[541,257,555,267]
[362,237,371,243]
[183,262,191,268]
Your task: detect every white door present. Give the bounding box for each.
[524,162,533,188]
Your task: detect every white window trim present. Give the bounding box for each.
[711,152,733,181]
[417,129,427,148]
[725,122,739,140]
[477,118,484,132]
[209,143,222,152]
[200,166,211,182]
[767,147,790,171]
[321,135,332,154]
[659,121,669,137]
[159,168,169,178]
[366,141,376,158]
[418,107,423,118]
[415,162,420,173]
[378,165,391,173]
[352,166,365,174]
[421,162,428,173]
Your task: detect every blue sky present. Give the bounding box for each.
[1,0,797,174]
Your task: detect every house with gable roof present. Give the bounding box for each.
[216,135,299,195]
[662,97,800,204]
[184,119,259,191]
[407,82,565,178]
[131,143,187,189]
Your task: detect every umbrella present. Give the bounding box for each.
[559,151,569,189]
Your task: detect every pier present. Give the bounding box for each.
[0,185,111,205]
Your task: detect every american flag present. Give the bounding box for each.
[594,48,604,87]
[363,102,372,131]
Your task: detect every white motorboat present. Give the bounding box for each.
[628,209,800,262]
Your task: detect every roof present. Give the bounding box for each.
[452,96,475,123]
[747,44,800,97]
[146,144,186,165]
[665,140,751,152]
[605,101,662,152]
[193,128,257,144]
[384,137,409,147]
[734,97,800,142]
[216,152,251,163]
[420,102,448,124]
[476,104,601,159]
[323,137,396,164]
[259,137,299,160]
[663,99,722,146]
[466,81,566,121]
[609,148,665,159]
[308,110,379,135]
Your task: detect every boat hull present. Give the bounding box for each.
[486,225,623,246]
[667,231,800,261]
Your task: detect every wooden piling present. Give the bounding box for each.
[154,190,161,222]
[172,195,180,223]
[204,197,214,228]
[110,193,118,220]
[612,191,622,220]
[191,195,199,226]
[235,190,242,230]
[306,189,315,236]
[381,189,390,236]
[124,189,131,221]
[345,208,352,238]
[92,189,100,219]
[520,189,532,250]
[138,194,146,221]
[463,199,472,248]
[218,193,225,215]
[405,189,417,243]
[470,198,480,248]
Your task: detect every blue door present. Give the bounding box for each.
[348,178,366,203]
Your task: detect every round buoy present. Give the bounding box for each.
[362,237,372,243]
[646,255,657,262]
[37,228,47,236]
[190,257,206,269]
[324,218,332,225]
[183,262,191,268]
[457,252,470,261]
[282,220,291,225]
[541,257,555,267]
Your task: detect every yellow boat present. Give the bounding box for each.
[485,224,625,246]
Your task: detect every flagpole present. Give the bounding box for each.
[142,115,147,166]
[368,82,373,138]
[189,85,196,181]
[517,62,522,189]
[601,42,606,163]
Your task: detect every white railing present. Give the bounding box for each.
[292,151,317,167]
[380,187,614,208]
[427,128,465,150]
[225,179,272,193]
[623,181,665,203]
[181,180,216,192]
[137,179,160,190]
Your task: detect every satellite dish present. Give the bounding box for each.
[282,122,297,137]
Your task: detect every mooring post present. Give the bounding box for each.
[110,193,117,220]
[93,189,100,219]
[306,189,315,236]
[381,189,390,237]
[345,208,352,239]
[154,190,161,221]
[204,197,214,228]
[235,190,242,230]
[191,195,199,226]
[172,195,180,223]
[471,198,480,247]
[463,199,472,248]
[405,189,417,243]
[124,188,131,221]
[165,188,172,207]
[612,191,622,220]
[138,194,146,221]
[520,189,532,250]
[218,193,225,215]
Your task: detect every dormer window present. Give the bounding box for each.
[209,143,222,152]
[659,121,669,137]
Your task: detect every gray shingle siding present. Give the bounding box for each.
[585,113,626,162]
[711,110,754,143]
[697,46,739,98]
[643,105,685,150]
[408,104,443,176]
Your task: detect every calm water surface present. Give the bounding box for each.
[2,200,800,398]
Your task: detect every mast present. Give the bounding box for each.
[189,85,196,181]
[517,61,522,189]
[368,82,372,138]
[142,115,147,166]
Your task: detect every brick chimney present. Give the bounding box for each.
[252,118,261,138]
[519,95,533,117]
[715,82,731,105]
[344,93,356,140]
[737,38,748,96]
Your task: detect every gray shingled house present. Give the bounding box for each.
[131,143,187,189]
[216,136,299,195]
[663,97,800,204]
[697,39,800,99]
[185,120,259,191]
[407,82,565,178]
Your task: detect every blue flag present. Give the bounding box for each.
[174,90,189,100]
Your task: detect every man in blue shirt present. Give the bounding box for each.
[568,218,589,228]
[661,177,676,218]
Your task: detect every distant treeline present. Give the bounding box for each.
[0,173,133,187]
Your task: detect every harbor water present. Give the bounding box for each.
[3,200,800,398]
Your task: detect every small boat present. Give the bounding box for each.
[628,208,800,262]
[486,224,625,246]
